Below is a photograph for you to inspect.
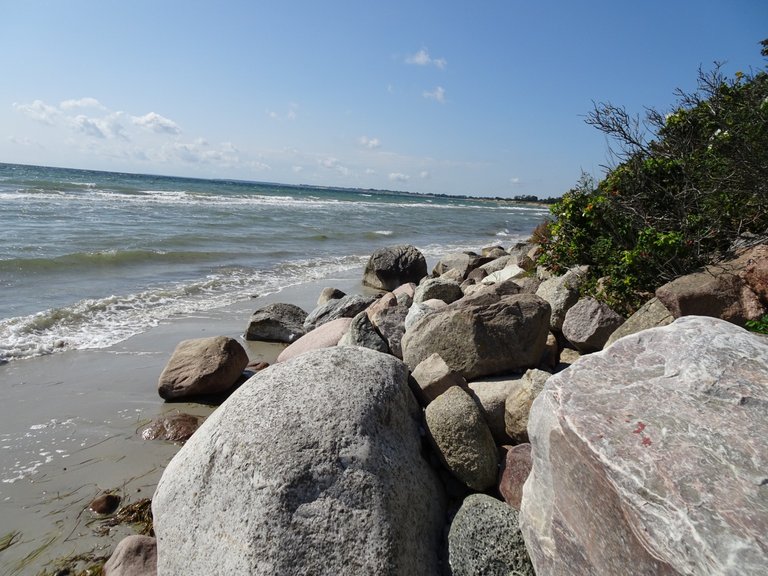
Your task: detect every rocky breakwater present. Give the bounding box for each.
[102,241,768,574]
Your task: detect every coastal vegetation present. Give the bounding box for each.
[538,40,768,313]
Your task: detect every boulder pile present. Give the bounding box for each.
[104,242,768,575]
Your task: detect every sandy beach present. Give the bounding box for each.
[0,269,369,574]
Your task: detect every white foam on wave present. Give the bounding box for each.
[0,254,369,362]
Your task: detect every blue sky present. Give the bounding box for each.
[1,1,765,197]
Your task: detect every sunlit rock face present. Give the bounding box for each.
[521,316,768,576]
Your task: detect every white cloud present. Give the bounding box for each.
[419,171,430,179]
[72,114,107,138]
[423,86,446,103]
[406,48,446,69]
[365,168,376,175]
[13,100,60,124]
[60,97,104,110]
[163,138,240,166]
[388,172,410,183]
[359,136,381,149]
[292,165,304,173]
[319,157,350,176]
[132,112,181,135]
[70,111,128,140]
[510,177,523,186]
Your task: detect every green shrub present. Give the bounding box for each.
[539,40,768,314]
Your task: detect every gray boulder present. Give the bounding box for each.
[504,368,549,444]
[521,316,768,575]
[431,252,486,279]
[339,311,389,353]
[362,244,428,291]
[403,299,447,331]
[369,304,408,359]
[103,535,157,576]
[448,494,534,576]
[478,254,514,274]
[467,376,518,444]
[605,296,673,347]
[413,277,463,305]
[424,386,498,491]
[402,293,551,380]
[245,302,307,343]
[561,297,624,353]
[411,353,467,405]
[157,336,248,401]
[153,347,445,575]
[304,294,377,331]
[481,245,508,258]
[317,287,346,306]
[535,265,588,331]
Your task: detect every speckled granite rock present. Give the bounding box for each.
[425,386,498,491]
[153,347,445,576]
[448,494,534,576]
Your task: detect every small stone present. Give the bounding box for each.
[90,492,121,515]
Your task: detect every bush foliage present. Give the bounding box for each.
[539,40,768,314]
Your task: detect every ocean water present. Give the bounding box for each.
[0,162,549,363]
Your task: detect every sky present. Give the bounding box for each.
[1,1,766,198]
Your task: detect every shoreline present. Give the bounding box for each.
[0,268,369,574]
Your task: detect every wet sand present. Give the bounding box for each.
[0,270,367,574]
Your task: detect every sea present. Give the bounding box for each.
[0,162,550,364]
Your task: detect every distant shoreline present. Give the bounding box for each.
[0,161,559,205]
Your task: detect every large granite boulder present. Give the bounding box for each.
[245,302,307,343]
[424,386,498,491]
[304,294,377,331]
[362,245,427,291]
[561,297,624,353]
[402,293,551,380]
[605,296,673,347]
[448,494,534,576]
[157,336,248,401]
[521,316,768,575]
[153,347,445,575]
[103,535,157,576]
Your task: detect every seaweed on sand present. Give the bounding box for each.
[95,498,154,537]
[0,530,22,552]
[34,551,108,576]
